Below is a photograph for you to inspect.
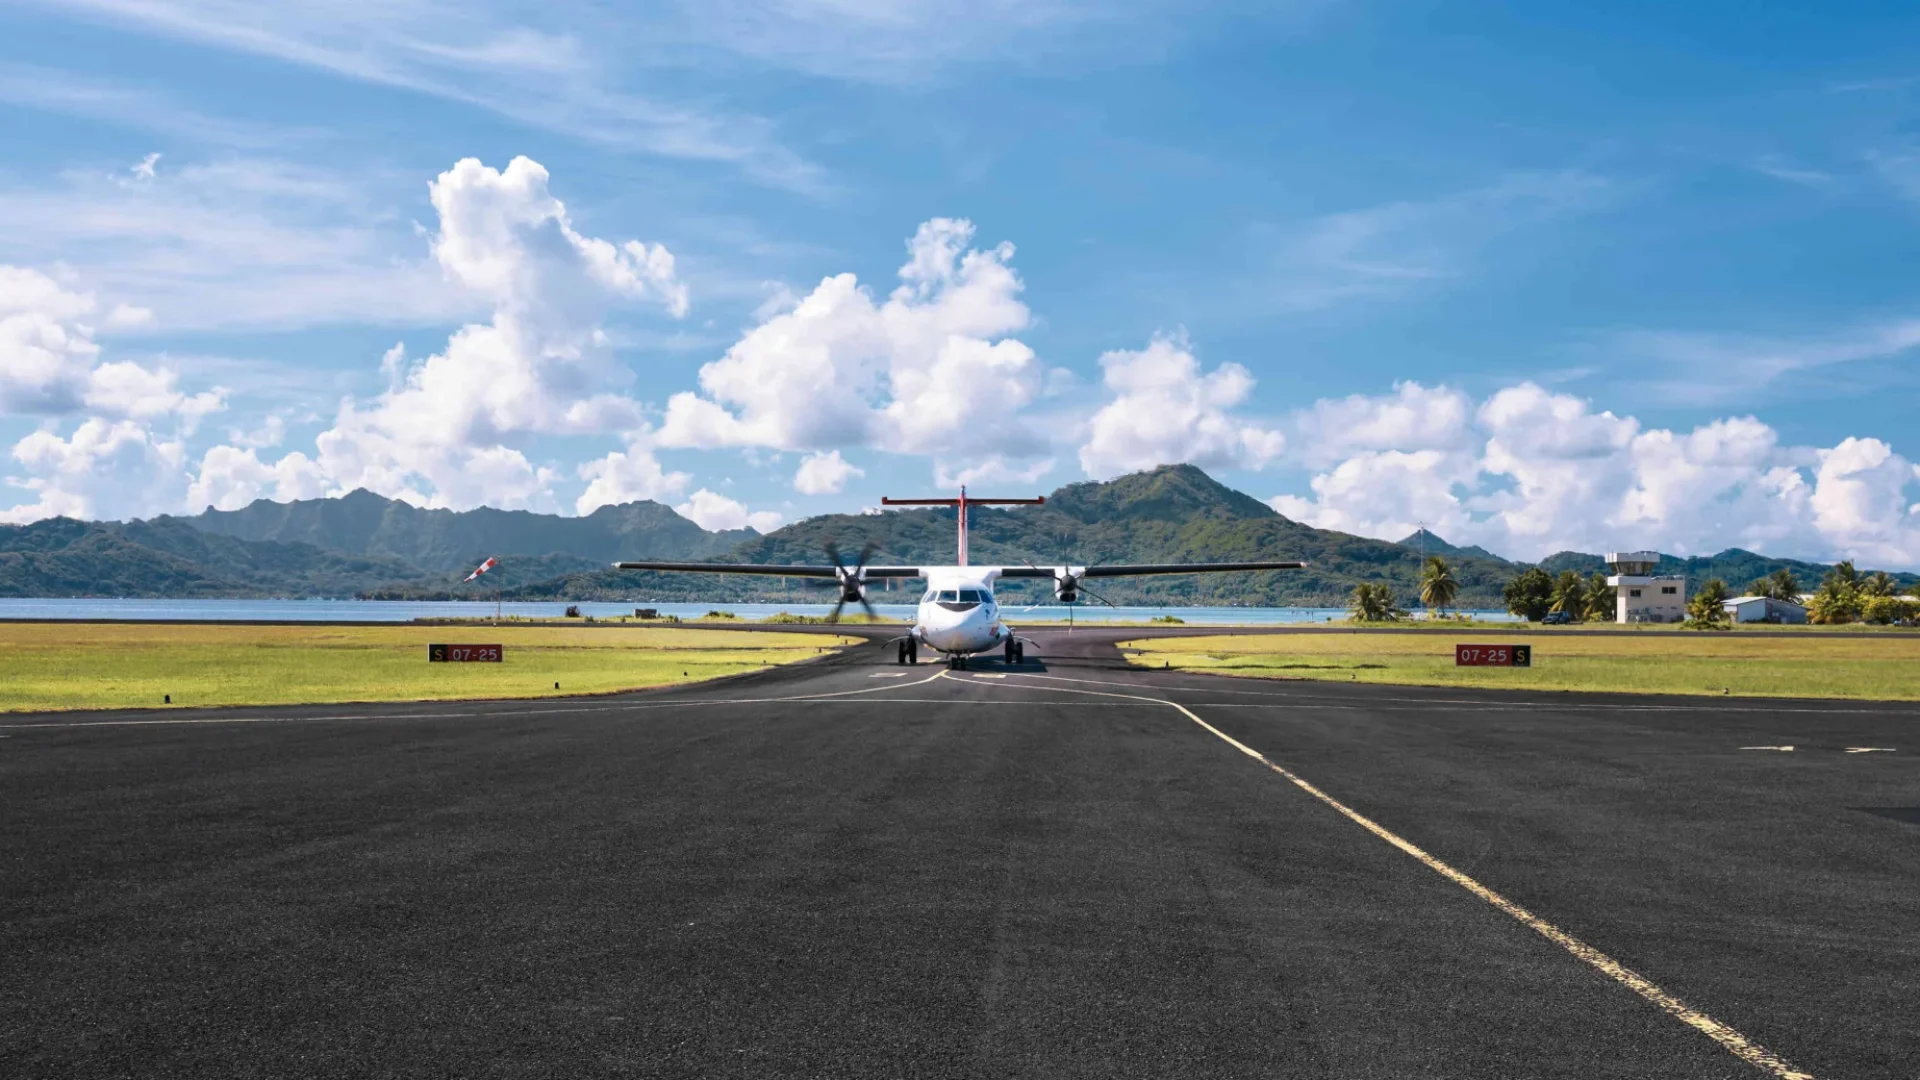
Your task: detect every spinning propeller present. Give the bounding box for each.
[823,541,879,624]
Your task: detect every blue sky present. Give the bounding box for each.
[2,1,1919,565]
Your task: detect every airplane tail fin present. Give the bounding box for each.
[879,488,1045,566]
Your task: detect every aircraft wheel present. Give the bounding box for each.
[1014,642,1025,664]
[907,640,917,664]
[897,642,908,664]
[1004,639,1017,665]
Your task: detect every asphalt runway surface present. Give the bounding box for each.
[3,629,1917,1079]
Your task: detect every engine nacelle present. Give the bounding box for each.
[1052,566,1087,603]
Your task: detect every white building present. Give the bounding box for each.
[1606,551,1686,623]
[1723,595,1808,624]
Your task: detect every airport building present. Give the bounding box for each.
[1722,595,1809,624]
[1606,551,1687,623]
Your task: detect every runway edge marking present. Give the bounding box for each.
[982,670,1816,1080]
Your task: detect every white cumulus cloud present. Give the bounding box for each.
[1,266,227,521]
[1078,335,1284,480]
[674,488,782,533]
[1270,381,1920,568]
[793,449,862,495]
[215,156,687,513]
[575,439,691,514]
[659,218,1048,482]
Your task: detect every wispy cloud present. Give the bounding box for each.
[652,0,1287,84]
[1751,154,1834,188]
[23,0,825,191]
[0,63,321,149]
[0,153,470,332]
[1606,321,1920,404]
[1254,169,1612,312]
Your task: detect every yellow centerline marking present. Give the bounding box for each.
[978,670,1815,1080]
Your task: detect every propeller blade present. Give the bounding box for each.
[1078,582,1118,608]
[825,597,848,624]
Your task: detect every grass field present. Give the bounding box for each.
[1121,631,1920,700]
[0,624,854,712]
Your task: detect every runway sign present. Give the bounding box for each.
[429,644,503,662]
[1456,643,1531,667]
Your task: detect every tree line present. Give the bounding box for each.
[1350,555,1918,626]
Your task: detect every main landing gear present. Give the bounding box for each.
[1003,638,1024,665]
[897,638,918,665]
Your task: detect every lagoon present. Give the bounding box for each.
[0,598,1520,624]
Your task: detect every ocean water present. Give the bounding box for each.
[0,598,1520,624]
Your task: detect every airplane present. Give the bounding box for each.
[614,488,1305,668]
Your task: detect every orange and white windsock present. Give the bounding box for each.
[463,557,498,583]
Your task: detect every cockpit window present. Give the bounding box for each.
[938,590,960,602]
[959,589,985,603]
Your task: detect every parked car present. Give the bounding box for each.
[1541,611,1574,625]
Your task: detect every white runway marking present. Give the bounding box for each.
[981,670,1816,1080]
[1016,669,1920,717]
[869,672,911,678]
[1844,747,1895,753]
[1741,746,1795,752]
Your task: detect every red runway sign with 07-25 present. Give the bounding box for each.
[428,644,502,662]
[1455,643,1531,667]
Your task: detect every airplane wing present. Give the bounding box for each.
[613,561,924,578]
[1083,561,1306,577]
[994,561,1306,578]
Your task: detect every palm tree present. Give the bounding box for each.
[1350,582,1403,622]
[1768,567,1799,602]
[1418,556,1459,617]
[1687,578,1731,625]
[1863,571,1896,597]
[1549,569,1585,614]
[1828,560,1861,590]
[1582,571,1615,622]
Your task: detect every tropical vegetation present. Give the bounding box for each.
[1684,578,1731,629]
[1582,571,1616,621]
[1418,556,1459,615]
[1809,561,1919,625]
[1748,567,1801,603]
[1502,566,1554,621]
[1350,582,1405,622]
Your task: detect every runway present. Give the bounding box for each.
[3,629,1917,1078]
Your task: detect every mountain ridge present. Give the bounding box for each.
[3,465,1914,601]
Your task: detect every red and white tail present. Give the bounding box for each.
[463,556,498,582]
[879,488,1045,566]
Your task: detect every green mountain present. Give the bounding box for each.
[1397,528,1506,564]
[0,517,432,598]
[183,489,751,573]
[511,465,1521,607]
[8,465,1915,604]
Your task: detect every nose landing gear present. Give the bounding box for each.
[1003,639,1024,665]
[897,639,918,665]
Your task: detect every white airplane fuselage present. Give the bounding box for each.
[910,568,1011,658]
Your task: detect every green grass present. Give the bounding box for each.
[1120,631,1920,700]
[0,623,855,712]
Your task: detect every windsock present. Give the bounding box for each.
[463,557,498,583]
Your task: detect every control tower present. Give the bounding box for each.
[1606,550,1685,623]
